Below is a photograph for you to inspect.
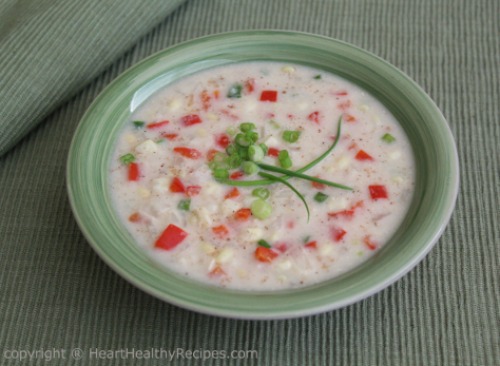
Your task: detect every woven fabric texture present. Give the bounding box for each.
[0,0,186,156]
[0,0,498,365]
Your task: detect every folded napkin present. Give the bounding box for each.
[0,0,186,157]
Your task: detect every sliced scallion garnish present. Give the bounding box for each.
[120,153,135,165]
[227,83,243,98]
[216,116,345,187]
[257,239,271,248]
[178,199,191,211]
[282,130,301,143]
[257,163,352,190]
[278,150,292,169]
[314,192,329,203]
[258,171,310,222]
[382,133,396,143]
[252,187,270,200]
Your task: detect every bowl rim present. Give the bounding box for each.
[67,30,460,319]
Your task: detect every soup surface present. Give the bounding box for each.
[109,62,415,290]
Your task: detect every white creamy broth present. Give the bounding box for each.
[109,62,415,290]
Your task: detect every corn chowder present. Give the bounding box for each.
[109,62,415,290]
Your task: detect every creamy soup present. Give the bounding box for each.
[109,62,415,290]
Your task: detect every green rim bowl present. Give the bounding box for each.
[67,31,459,320]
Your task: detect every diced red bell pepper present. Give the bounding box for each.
[348,141,358,150]
[334,90,349,96]
[209,265,226,277]
[355,149,374,161]
[312,178,325,190]
[230,171,244,180]
[363,235,377,250]
[181,114,202,126]
[212,225,229,237]
[224,187,240,199]
[369,185,388,200]
[162,133,178,140]
[234,208,252,221]
[186,185,201,197]
[344,114,356,123]
[254,246,279,263]
[328,209,355,219]
[216,133,231,148]
[200,90,211,111]
[173,147,202,159]
[275,243,288,253]
[328,200,364,219]
[169,177,185,193]
[245,78,255,93]
[260,90,278,102]
[267,147,280,157]
[337,100,352,110]
[332,227,347,242]
[307,111,321,124]
[128,212,141,223]
[155,224,188,250]
[305,241,317,249]
[146,120,169,129]
[128,162,140,181]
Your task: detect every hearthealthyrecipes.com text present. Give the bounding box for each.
[3,348,258,361]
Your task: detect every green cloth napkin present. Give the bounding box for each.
[0,0,186,157]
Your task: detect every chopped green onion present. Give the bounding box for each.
[282,130,301,143]
[257,239,271,248]
[258,172,310,222]
[226,154,242,169]
[259,143,269,155]
[242,161,259,175]
[248,144,265,162]
[251,199,273,220]
[225,144,237,156]
[209,159,230,171]
[240,122,256,132]
[235,133,252,147]
[236,145,249,160]
[215,116,349,189]
[155,138,165,143]
[314,192,329,203]
[382,133,396,143]
[120,153,135,165]
[268,120,280,129]
[177,199,191,211]
[302,235,311,243]
[278,150,292,169]
[132,121,145,128]
[227,83,243,98]
[213,168,229,179]
[257,162,352,190]
[226,126,238,136]
[252,187,270,200]
[248,131,259,143]
[313,74,322,80]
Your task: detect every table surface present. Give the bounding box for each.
[1,0,498,365]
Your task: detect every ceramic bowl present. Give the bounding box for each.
[67,31,459,319]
